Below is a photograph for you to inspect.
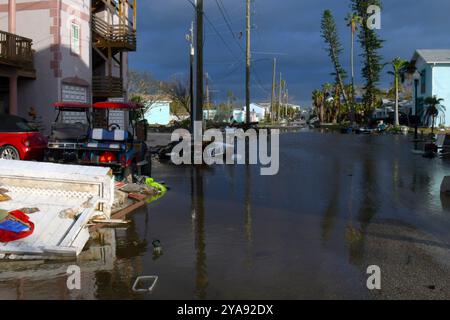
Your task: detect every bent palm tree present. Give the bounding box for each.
[424,96,446,134]
[388,57,409,126]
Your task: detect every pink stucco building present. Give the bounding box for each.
[0,0,136,132]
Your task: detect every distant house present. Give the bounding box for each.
[233,103,268,123]
[203,109,218,121]
[411,49,450,126]
[144,101,171,126]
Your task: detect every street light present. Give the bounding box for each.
[413,70,421,141]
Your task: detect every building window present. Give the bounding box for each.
[71,23,80,55]
[420,69,426,94]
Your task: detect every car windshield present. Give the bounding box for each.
[0,117,38,132]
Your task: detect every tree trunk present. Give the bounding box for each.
[394,74,400,127]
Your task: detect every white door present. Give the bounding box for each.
[61,84,89,123]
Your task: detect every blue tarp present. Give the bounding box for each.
[0,220,29,233]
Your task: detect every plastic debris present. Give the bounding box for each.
[17,208,40,215]
[0,194,11,202]
[59,208,82,220]
[132,276,158,293]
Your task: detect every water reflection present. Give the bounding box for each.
[244,165,253,269]
[191,166,208,299]
[321,159,341,243]
[347,153,380,266]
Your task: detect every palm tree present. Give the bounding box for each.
[345,13,363,105]
[312,90,325,123]
[388,57,409,126]
[424,96,446,134]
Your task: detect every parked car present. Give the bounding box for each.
[0,115,47,160]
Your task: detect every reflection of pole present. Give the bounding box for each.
[244,165,253,268]
[192,167,207,299]
[244,165,252,243]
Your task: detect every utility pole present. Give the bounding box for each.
[270,58,277,122]
[195,0,204,124]
[278,72,282,121]
[205,72,210,109]
[245,0,251,125]
[187,21,195,133]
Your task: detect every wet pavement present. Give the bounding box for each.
[1,130,450,299]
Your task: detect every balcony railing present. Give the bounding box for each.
[92,15,136,51]
[0,30,34,69]
[92,76,124,98]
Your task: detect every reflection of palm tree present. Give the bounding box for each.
[423,96,446,134]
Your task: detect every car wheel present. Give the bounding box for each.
[0,146,20,160]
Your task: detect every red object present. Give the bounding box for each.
[54,102,92,109]
[93,102,143,110]
[0,115,47,161]
[99,151,117,163]
[0,210,34,243]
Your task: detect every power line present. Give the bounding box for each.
[203,12,241,62]
[214,0,245,54]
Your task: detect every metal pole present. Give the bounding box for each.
[414,79,419,141]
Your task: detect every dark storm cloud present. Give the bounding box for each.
[131,0,450,106]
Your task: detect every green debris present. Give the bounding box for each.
[144,178,167,204]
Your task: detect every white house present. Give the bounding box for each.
[233,103,268,123]
[411,49,450,126]
[144,101,171,126]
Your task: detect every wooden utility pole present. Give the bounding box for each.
[188,21,195,132]
[195,0,204,123]
[245,0,251,125]
[278,72,282,121]
[270,58,277,122]
[205,72,210,109]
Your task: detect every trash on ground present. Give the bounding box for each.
[132,276,158,293]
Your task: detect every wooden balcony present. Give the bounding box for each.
[92,15,136,51]
[0,30,35,77]
[92,76,124,98]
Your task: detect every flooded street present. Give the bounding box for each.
[2,131,450,299]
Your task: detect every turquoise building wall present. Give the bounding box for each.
[144,101,171,125]
[415,58,450,126]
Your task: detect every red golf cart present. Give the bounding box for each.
[79,101,150,182]
[45,102,91,163]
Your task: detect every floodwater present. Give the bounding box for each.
[2,130,450,299]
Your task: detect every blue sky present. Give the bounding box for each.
[131,0,450,106]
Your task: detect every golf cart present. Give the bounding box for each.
[79,101,151,182]
[46,102,91,163]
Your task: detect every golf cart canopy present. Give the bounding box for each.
[93,102,144,110]
[54,102,92,110]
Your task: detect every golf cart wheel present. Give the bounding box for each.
[140,156,152,176]
[0,145,20,160]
